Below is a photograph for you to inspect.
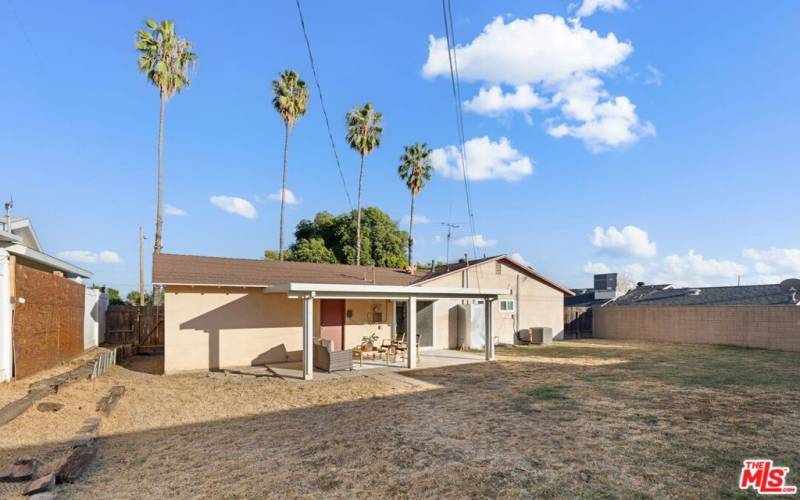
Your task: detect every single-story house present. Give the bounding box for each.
[153,253,574,379]
[0,216,94,381]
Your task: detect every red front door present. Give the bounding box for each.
[320,299,345,351]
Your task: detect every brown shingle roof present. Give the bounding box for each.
[153,253,423,287]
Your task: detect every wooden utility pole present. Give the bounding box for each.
[139,225,145,306]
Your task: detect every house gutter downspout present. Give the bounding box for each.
[0,249,13,382]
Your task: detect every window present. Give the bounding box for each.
[499,300,514,312]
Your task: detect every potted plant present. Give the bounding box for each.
[361,333,379,350]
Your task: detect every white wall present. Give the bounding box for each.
[0,250,12,382]
[84,288,108,350]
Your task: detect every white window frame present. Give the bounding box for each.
[499,299,515,313]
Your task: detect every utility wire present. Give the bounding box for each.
[441,0,482,288]
[294,0,354,210]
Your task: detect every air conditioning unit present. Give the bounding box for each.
[520,327,552,345]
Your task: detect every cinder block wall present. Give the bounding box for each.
[593,305,800,352]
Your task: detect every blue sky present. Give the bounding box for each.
[2,0,798,293]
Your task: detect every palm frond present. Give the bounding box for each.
[271,69,309,126]
[398,143,433,194]
[135,18,197,99]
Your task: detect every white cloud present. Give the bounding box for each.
[455,234,497,248]
[422,15,631,85]
[267,189,300,206]
[655,250,747,287]
[572,0,628,19]
[164,204,186,216]
[57,250,121,264]
[431,136,533,182]
[433,234,442,243]
[463,85,548,121]
[645,65,663,86]
[742,248,800,281]
[401,214,430,226]
[548,95,654,152]
[422,14,653,151]
[583,261,610,274]
[209,195,257,219]
[591,225,656,257]
[510,252,531,267]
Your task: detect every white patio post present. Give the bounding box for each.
[485,298,495,361]
[407,296,417,369]
[302,293,315,380]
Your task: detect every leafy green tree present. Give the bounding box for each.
[272,70,309,261]
[108,287,125,305]
[126,290,152,305]
[136,19,197,254]
[274,208,407,267]
[346,103,383,265]
[291,238,337,264]
[398,143,433,267]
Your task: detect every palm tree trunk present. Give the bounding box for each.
[154,92,165,254]
[355,154,365,266]
[152,92,166,306]
[279,122,291,261]
[408,192,416,267]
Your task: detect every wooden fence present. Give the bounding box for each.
[105,305,164,353]
[564,306,593,339]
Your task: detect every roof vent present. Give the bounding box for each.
[686,289,702,296]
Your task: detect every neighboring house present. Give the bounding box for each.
[153,253,573,378]
[611,283,798,306]
[564,273,637,338]
[594,280,800,352]
[0,216,94,381]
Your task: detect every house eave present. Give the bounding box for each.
[269,282,511,300]
[5,244,93,278]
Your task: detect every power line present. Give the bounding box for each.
[441,0,478,257]
[441,0,482,288]
[294,0,354,211]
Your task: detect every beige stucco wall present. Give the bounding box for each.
[594,305,800,351]
[344,299,394,348]
[164,286,392,374]
[421,260,566,345]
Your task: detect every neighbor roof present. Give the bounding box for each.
[611,284,796,306]
[153,253,424,287]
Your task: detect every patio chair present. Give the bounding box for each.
[313,338,353,372]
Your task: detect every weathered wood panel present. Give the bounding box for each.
[105,305,164,349]
[13,264,85,379]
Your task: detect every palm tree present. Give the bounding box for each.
[136,19,196,254]
[272,70,309,261]
[398,143,433,268]
[346,103,383,265]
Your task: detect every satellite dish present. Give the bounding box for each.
[779,278,800,292]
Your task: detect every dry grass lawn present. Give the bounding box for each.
[1,340,799,498]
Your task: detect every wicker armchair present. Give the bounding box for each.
[313,338,353,372]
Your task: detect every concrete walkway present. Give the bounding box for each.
[265,349,484,383]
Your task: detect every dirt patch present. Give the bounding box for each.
[0,340,797,498]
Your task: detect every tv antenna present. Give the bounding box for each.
[441,222,464,269]
[3,197,12,232]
